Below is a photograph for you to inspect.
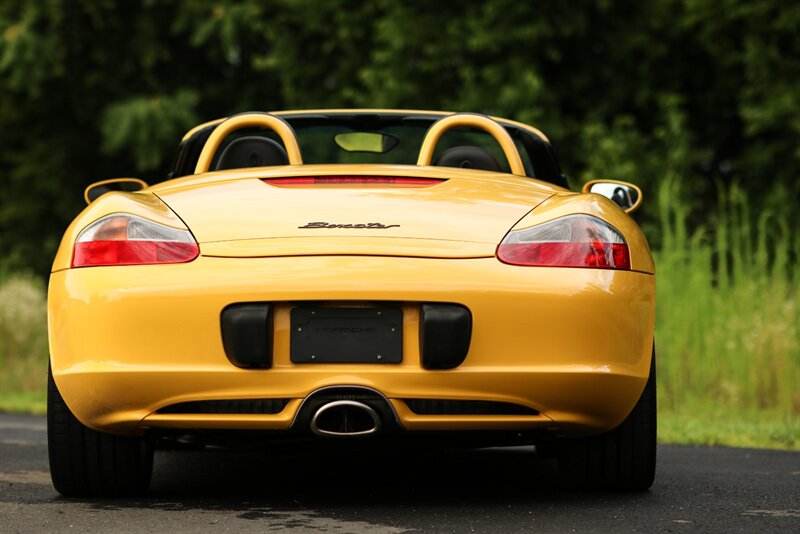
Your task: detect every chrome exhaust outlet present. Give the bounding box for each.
[310,400,381,437]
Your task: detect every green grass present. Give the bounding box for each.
[0,390,46,415]
[659,404,798,450]
[0,272,49,414]
[654,180,799,449]
[1,181,798,449]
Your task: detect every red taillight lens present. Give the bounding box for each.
[73,241,199,267]
[72,214,199,268]
[263,176,444,187]
[497,215,631,270]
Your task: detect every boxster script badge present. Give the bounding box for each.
[299,222,400,229]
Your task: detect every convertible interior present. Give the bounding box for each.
[167,111,568,188]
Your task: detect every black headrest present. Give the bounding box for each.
[215,136,289,171]
[433,146,501,173]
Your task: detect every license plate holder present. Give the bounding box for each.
[290,307,403,363]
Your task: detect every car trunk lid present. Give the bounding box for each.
[154,166,559,258]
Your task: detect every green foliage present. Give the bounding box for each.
[1,1,799,275]
[102,90,200,170]
[655,179,799,423]
[0,272,48,408]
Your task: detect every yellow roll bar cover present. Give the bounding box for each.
[194,113,304,174]
[416,113,527,176]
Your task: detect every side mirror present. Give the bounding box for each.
[582,179,643,213]
[84,178,148,204]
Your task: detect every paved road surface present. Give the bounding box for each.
[1,413,798,533]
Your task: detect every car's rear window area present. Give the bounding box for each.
[215,124,532,175]
[168,114,566,188]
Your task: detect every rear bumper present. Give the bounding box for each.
[48,255,655,437]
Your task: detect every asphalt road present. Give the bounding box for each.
[1,413,798,533]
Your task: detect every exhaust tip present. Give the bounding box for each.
[310,400,381,437]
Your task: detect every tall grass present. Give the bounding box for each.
[0,182,798,445]
[655,179,799,446]
[0,272,49,411]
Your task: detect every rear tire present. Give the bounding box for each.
[47,367,153,497]
[557,350,657,491]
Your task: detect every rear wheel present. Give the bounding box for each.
[47,367,153,497]
[557,350,657,491]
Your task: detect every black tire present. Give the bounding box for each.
[557,350,657,491]
[47,367,153,497]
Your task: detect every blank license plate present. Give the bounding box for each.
[290,307,403,363]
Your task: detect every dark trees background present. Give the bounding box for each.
[1,0,798,275]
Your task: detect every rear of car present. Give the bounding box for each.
[47,111,656,496]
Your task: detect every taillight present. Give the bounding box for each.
[72,214,199,268]
[263,177,444,187]
[496,215,630,269]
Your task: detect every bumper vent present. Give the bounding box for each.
[221,303,273,369]
[158,399,290,415]
[404,399,539,416]
[419,303,472,369]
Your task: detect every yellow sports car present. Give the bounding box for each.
[47,110,656,496]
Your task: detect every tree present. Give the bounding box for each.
[1,0,797,275]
